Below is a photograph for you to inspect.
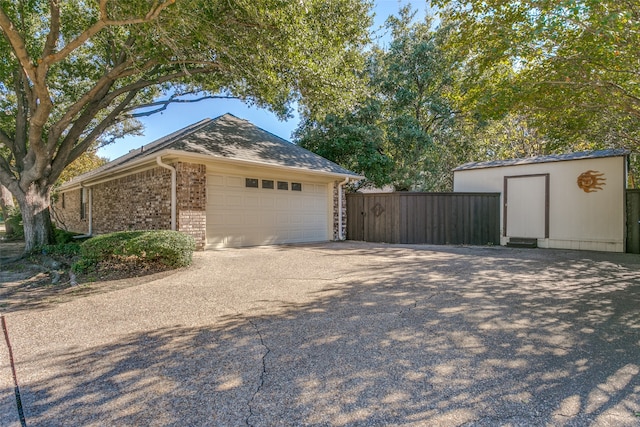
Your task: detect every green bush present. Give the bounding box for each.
[54,227,79,244]
[4,207,24,239]
[74,230,195,272]
[40,242,82,257]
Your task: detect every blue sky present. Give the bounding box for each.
[98,1,431,160]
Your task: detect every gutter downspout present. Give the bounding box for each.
[338,177,350,240]
[156,156,176,231]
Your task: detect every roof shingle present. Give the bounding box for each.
[63,114,359,187]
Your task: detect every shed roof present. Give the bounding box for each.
[61,114,360,188]
[453,149,629,172]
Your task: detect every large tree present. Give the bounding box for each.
[297,7,461,191]
[0,0,372,252]
[433,0,640,151]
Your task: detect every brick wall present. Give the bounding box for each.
[52,189,89,234]
[175,162,207,250]
[332,181,347,240]
[53,161,207,250]
[92,167,172,234]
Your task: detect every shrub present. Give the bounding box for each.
[75,230,195,272]
[40,242,82,257]
[54,227,79,244]
[4,207,24,239]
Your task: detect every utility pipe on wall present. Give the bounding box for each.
[156,156,176,231]
[338,177,350,240]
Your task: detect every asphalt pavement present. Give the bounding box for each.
[1,242,640,426]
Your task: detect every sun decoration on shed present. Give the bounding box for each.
[577,170,606,193]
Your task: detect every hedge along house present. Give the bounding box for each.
[453,149,629,252]
[53,114,361,250]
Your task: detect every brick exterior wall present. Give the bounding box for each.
[175,162,207,250]
[332,181,347,240]
[92,167,172,234]
[52,189,89,234]
[53,161,207,250]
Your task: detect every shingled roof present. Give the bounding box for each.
[454,149,629,172]
[62,113,360,187]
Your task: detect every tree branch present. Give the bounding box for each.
[13,69,28,162]
[0,155,20,194]
[0,7,37,82]
[0,129,12,148]
[44,0,176,66]
[42,0,61,58]
[49,57,143,143]
[126,95,237,117]
[65,90,140,169]
[100,65,221,106]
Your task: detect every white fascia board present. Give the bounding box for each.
[58,148,364,192]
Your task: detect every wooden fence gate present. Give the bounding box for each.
[627,190,640,253]
[346,192,500,246]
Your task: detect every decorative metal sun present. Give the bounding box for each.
[577,170,606,193]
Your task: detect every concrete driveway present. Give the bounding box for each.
[1,242,640,426]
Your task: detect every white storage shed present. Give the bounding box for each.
[453,149,629,252]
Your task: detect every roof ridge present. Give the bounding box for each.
[63,118,213,185]
[454,148,630,171]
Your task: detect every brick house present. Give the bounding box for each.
[54,114,361,250]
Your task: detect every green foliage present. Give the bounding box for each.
[53,227,79,244]
[4,207,23,239]
[296,100,393,188]
[74,230,196,273]
[297,7,464,191]
[0,0,373,250]
[39,242,82,258]
[56,150,108,186]
[433,0,640,153]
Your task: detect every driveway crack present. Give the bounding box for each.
[246,319,270,427]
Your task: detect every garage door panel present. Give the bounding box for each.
[276,215,290,225]
[209,175,224,186]
[206,175,329,248]
[245,195,260,208]
[225,195,243,207]
[226,176,243,187]
[260,197,275,209]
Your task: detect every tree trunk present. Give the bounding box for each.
[0,185,16,236]
[15,184,55,252]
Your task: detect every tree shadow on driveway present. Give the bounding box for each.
[5,243,640,426]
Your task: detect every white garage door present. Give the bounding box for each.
[206,173,330,248]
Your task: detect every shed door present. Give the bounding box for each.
[504,175,549,238]
[206,174,329,248]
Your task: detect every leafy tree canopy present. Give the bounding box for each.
[298,7,461,191]
[0,0,372,250]
[56,150,108,186]
[432,0,640,150]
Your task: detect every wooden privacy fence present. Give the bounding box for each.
[346,192,501,246]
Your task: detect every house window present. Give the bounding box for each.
[262,179,274,189]
[292,182,302,191]
[61,193,66,208]
[277,181,289,190]
[245,178,259,188]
